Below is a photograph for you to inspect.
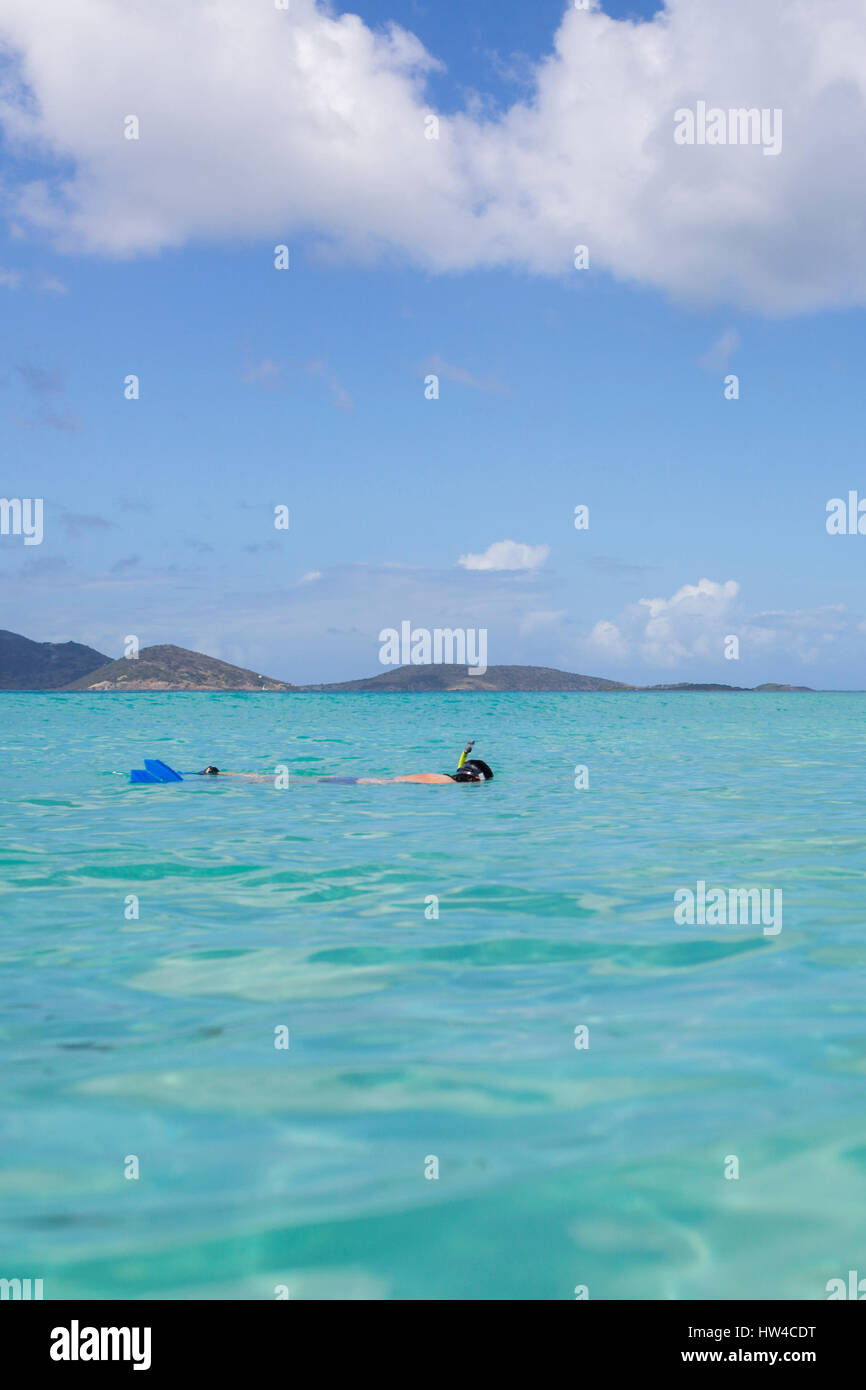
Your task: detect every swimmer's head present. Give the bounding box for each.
[452,758,493,782]
[201,765,220,775]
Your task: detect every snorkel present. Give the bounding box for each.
[456,740,475,770]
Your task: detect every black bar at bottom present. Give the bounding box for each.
[2,1299,862,1375]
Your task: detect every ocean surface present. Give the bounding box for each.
[2,690,865,1301]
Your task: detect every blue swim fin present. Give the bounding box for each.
[130,768,159,783]
[144,759,184,782]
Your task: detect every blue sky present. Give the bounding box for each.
[1,0,864,685]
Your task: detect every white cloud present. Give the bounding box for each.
[583,577,741,666]
[1,1,865,311]
[0,268,23,288]
[640,577,740,621]
[458,540,550,571]
[637,577,740,665]
[580,578,861,672]
[587,619,628,661]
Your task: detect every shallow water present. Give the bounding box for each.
[1,691,865,1299]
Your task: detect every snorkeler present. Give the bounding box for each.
[193,742,493,785]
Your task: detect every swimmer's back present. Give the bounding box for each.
[392,772,454,784]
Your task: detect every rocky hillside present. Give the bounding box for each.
[62,644,293,691]
[0,630,108,689]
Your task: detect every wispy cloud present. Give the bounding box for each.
[11,406,80,432]
[302,357,353,411]
[424,354,507,395]
[13,361,80,431]
[118,498,156,514]
[243,539,280,554]
[16,363,63,395]
[699,328,741,373]
[518,609,567,636]
[0,269,68,293]
[110,554,141,573]
[240,357,282,388]
[240,354,353,410]
[587,555,657,578]
[62,512,115,536]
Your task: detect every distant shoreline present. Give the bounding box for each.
[1,681,834,695]
[5,687,850,694]
[0,632,826,692]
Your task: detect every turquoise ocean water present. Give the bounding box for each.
[2,690,865,1300]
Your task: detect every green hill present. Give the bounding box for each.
[0,630,108,690]
[299,664,632,692]
[62,644,293,691]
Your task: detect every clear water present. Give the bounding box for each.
[2,691,865,1300]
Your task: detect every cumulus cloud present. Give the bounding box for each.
[1,1,865,311]
[580,577,862,672]
[584,577,742,666]
[637,577,740,664]
[458,540,550,571]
